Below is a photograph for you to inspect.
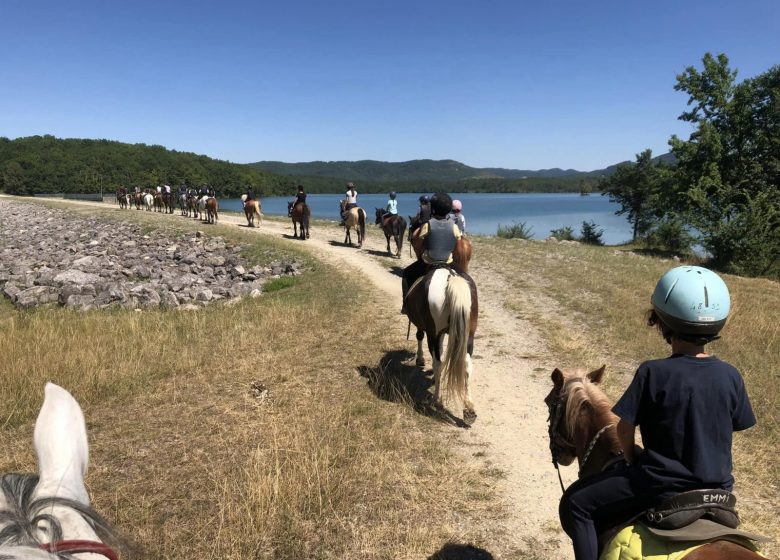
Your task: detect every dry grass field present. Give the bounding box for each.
[474,236,779,555]
[0,203,505,559]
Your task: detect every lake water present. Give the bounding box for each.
[220,192,633,245]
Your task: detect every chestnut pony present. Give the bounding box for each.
[545,366,765,560]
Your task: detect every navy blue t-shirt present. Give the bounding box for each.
[612,355,755,491]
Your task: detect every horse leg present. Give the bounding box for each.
[463,334,477,425]
[429,332,444,406]
[386,231,391,254]
[415,329,425,367]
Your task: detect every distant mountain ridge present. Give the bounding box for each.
[249,153,674,184]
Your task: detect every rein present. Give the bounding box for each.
[547,388,619,494]
[39,539,118,560]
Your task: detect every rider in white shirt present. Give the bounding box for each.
[341,182,358,223]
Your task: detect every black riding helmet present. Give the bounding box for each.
[430,192,453,217]
[419,195,430,204]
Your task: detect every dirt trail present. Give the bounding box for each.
[10,198,574,557]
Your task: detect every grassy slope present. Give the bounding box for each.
[0,203,504,559]
[474,236,779,553]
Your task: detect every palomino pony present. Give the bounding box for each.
[406,264,479,425]
[374,209,406,257]
[339,200,366,247]
[290,201,310,239]
[546,366,766,560]
[0,384,121,559]
[242,196,263,227]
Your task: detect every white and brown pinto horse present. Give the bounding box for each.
[406,250,478,424]
[546,367,766,560]
[0,384,121,559]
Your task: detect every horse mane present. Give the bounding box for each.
[562,374,619,447]
[0,474,121,555]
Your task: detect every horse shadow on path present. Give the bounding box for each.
[428,543,495,560]
[358,349,469,428]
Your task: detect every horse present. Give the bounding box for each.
[0,383,121,560]
[179,192,188,216]
[406,266,479,425]
[143,192,154,211]
[187,194,199,219]
[162,191,173,214]
[153,192,163,212]
[290,201,310,239]
[374,209,406,257]
[339,200,366,247]
[133,191,143,210]
[116,191,129,210]
[205,197,218,224]
[545,366,767,560]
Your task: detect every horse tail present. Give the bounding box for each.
[399,216,407,243]
[358,208,366,240]
[441,275,471,405]
[256,201,263,222]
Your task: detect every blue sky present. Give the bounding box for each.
[1,0,778,170]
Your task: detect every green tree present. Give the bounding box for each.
[669,53,780,276]
[599,149,669,241]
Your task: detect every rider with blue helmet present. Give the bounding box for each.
[558,266,756,560]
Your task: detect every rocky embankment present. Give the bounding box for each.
[0,200,301,310]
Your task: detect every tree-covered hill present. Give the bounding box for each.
[0,136,296,197]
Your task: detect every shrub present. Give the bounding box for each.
[645,217,695,256]
[549,226,575,241]
[579,221,604,245]
[496,221,534,240]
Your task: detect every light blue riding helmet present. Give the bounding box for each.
[651,266,730,337]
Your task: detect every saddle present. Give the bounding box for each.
[405,263,461,302]
[600,490,769,559]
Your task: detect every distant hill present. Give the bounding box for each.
[250,153,675,191]
[0,136,295,197]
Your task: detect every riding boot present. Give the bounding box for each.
[400,278,409,314]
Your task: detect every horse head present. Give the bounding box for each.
[546,366,619,474]
[0,384,120,559]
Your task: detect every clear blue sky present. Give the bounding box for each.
[1,0,778,170]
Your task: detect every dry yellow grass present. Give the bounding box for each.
[0,201,505,559]
[475,236,780,554]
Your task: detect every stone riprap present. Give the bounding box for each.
[0,200,301,310]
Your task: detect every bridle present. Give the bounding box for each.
[39,539,118,560]
[546,383,619,494]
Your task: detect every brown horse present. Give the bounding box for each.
[546,366,766,560]
[339,200,366,247]
[244,199,262,227]
[134,191,143,210]
[406,266,479,425]
[153,192,163,212]
[205,197,219,224]
[374,209,406,257]
[290,201,310,239]
[162,191,173,214]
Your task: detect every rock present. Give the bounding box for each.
[16,286,59,308]
[194,288,213,302]
[54,270,102,285]
[250,289,262,298]
[65,294,96,309]
[232,265,246,276]
[3,283,21,302]
[72,255,96,269]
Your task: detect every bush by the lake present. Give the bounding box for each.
[497,221,534,240]
[580,221,604,245]
[644,217,694,256]
[550,226,575,241]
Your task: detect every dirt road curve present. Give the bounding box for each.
[13,198,573,557]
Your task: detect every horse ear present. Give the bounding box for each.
[33,383,90,505]
[551,368,564,390]
[587,365,606,384]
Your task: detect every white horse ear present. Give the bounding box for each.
[587,365,607,384]
[33,383,90,505]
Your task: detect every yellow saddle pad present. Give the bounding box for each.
[600,524,737,560]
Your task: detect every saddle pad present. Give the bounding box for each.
[599,523,758,560]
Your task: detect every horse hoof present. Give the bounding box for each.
[415,357,425,367]
[463,409,477,426]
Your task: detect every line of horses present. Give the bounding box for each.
[117,190,218,224]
